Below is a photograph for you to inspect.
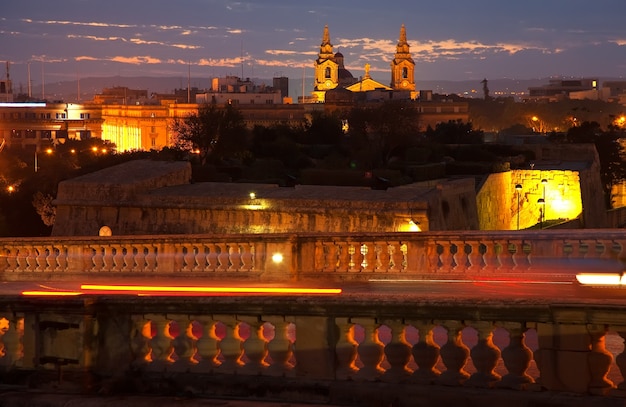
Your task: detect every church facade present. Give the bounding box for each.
[312,25,417,103]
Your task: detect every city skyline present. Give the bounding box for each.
[3,0,626,98]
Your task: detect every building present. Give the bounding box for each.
[0,102,103,151]
[309,25,468,129]
[525,78,599,102]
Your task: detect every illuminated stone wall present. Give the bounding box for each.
[477,169,585,230]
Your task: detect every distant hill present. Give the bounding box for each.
[16,76,622,103]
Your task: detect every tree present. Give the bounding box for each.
[171,102,248,165]
[347,102,421,168]
[565,121,626,206]
[425,120,484,144]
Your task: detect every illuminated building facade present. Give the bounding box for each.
[0,102,103,150]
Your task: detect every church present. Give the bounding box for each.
[311,24,418,103]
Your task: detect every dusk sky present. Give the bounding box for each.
[3,0,626,94]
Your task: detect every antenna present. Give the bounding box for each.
[41,60,45,100]
[241,40,244,79]
[27,62,32,98]
[187,61,191,103]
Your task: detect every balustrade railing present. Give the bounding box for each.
[0,297,625,404]
[1,230,625,281]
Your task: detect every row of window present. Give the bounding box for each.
[9,129,91,139]
[0,112,91,119]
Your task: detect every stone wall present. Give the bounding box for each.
[52,160,480,236]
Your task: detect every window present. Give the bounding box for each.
[402,67,408,79]
[56,113,66,119]
[325,67,331,78]
[11,129,22,138]
[150,126,156,134]
[151,137,156,147]
[80,113,90,119]
[41,130,52,139]
[25,129,36,139]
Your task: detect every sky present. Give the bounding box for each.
[2,0,626,96]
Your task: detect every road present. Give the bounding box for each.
[2,275,626,304]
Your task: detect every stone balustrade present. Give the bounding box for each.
[1,230,625,281]
[1,295,626,406]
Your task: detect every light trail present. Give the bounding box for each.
[21,291,83,296]
[80,284,342,295]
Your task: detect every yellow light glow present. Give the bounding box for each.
[249,192,256,200]
[92,146,98,152]
[21,291,83,296]
[45,148,53,154]
[272,253,284,263]
[7,186,14,193]
[80,284,342,295]
[575,273,623,286]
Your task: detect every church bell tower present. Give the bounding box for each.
[313,25,339,100]
[390,24,415,92]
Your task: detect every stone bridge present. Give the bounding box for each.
[2,230,626,406]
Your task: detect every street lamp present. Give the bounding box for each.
[34,147,53,172]
[541,178,548,223]
[537,198,545,229]
[515,184,522,230]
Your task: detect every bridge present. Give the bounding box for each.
[2,230,626,406]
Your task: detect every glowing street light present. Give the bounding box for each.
[515,184,522,230]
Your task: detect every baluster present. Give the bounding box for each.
[409,320,440,383]
[193,316,220,371]
[335,317,358,379]
[181,245,194,272]
[216,315,244,372]
[465,240,483,272]
[102,245,114,272]
[131,245,145,272]
[450,239,467,273]
[467,322,501,387]
[147,245,158,272]
[239,316,268,374]
[146,314,174,369]
[389,242,405,272]
[363,242,377,272]
[587,324,615,395]
[206,243,218,271]
[216,243,230,272]
[353,318,384,381]
[376,242,391,272]
[4,248,17,271]
[350,244,363,272]
[382,319,412,382]
[24,245,37,272]
[498,241,516,271]
[337,242,351,272]
[508,239,525,270]
[130,316,152,366]
[0,314,24,369]
[112,244,125,272]
[34,245,46,272]
[265,316,295,377]
[170,315,198,372]
[122,246,135,272]
[240,243,254,272]
[482,241,501,272]
[499,322,534,389]
[192,245,205,272]
[436,241,454,273]
[90,245,104,272]
[437,320,470,386]
[54,246,67,272]
[228,244,243,271]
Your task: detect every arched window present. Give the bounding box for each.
[402,67,408,79]
[325,67,331,78]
